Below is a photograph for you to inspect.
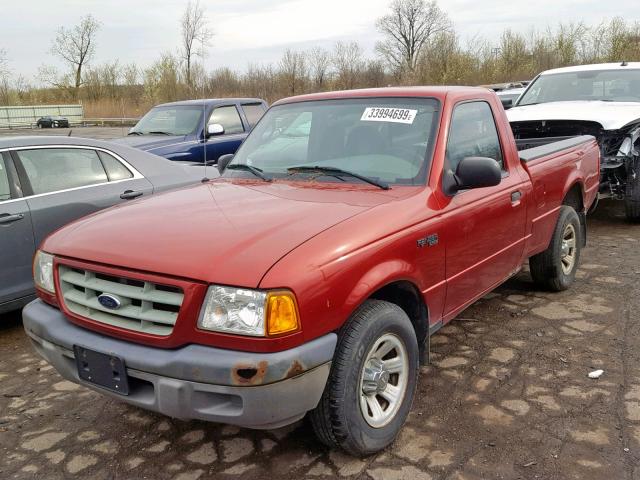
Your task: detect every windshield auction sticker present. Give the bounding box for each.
[361,107,417,124]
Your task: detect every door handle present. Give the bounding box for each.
[120,190,144,200]
[0,213,24,225]
[511,191,522,205]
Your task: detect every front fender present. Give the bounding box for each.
[342,259,418,311]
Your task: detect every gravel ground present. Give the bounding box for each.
[0,128,638,479]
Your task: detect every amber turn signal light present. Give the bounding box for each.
[266,291,300,336]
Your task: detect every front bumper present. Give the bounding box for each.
[23,299,336,429]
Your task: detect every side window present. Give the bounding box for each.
[241,103,266,128]
[0,158,10,201]
[98,151,134,181]
[446,101,504,172]
[16,148,108,195]
[209,106,244,135]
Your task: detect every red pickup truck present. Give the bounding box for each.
[24,87,599,456]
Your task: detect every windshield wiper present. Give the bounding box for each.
[287,166,389,190]
[127,131,143,136]
[147,131,173,135]
[225,163,272,182]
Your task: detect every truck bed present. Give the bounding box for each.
[516,135,596,162]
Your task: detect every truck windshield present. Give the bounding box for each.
[518,69,640,106]
[226,97,440,186]
[130,105,204,135]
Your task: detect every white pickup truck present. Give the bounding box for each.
[508,62,640,221]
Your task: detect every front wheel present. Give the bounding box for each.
[530,205,582,291]
[310,299,419,456]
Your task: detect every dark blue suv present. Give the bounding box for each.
[115,98,267,163]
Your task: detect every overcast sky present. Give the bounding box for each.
[2,0,636,81]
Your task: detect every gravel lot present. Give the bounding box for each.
[0,127,639,479]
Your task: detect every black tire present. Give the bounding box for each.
[624,163,640,222]
[309,299,419,456]
[529,205,582,291]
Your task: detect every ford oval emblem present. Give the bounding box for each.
[97,293,122,310]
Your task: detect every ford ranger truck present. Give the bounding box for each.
[24,87,600,456]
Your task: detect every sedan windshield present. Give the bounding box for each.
[226,97,440,186]
[517,69,640,106]
[130,105,204,135]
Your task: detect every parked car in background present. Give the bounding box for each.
[496,87,525,109]
[36,116,69,128]
[24,86,598,456]
[508,62,640,220]
[114,99,268,164]
[0,136,211,314]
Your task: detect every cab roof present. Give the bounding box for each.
[156,98,264,108]
[272,86,491,106]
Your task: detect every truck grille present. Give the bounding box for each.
[58,265,184,336]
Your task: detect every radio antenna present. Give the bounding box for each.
[201,33,210,183]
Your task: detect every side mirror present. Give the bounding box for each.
[501,98,513,109]
[444,157,502,195]
[217,154,234,173]
[207,123,225,137]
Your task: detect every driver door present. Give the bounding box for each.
[440,101,527,318]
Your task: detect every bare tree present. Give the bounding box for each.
[0,49,11,105]
[50,15,100,92]
[279,49,307,95]
[332,41,364,90]
[308,47,332,90]
[376,0,452,76]
[181,0,212,88]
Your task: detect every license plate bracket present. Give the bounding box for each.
[73,345,129,395]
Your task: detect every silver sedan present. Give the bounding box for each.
[0,136,215,313]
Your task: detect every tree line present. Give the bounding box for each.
[1,0,639,117]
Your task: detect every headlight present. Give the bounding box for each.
[198,286,300,337]
[33,250,55,293]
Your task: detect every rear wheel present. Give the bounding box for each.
[310,299,418,456]
[530,205,582,291]
[624,162,640,222]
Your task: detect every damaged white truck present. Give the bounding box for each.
[508,62,640,221]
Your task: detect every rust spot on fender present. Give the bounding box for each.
[284,360,305,379]
[231,360,268,386]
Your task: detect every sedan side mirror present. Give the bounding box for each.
[207,123,225,137]
[217,154,234,173]
[444,157,502,195]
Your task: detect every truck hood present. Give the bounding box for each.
[112,135,188,152]
[43,180,397,287]
[507,101,640,130]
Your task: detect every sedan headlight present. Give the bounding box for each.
[33,250,55,293]
[198,286,300,337]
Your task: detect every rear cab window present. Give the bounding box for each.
[209,106,244,134]
[14,148,109,195]
[446,101,505,174]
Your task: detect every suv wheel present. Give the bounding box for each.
[310,299,419,456]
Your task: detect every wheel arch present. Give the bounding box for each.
[562,181,587,246]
